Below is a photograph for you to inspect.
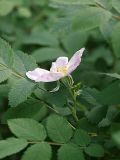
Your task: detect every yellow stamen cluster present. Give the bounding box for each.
[57,66,68,75]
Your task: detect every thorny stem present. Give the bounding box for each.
[69,86,79,122]
[61,78,79,122]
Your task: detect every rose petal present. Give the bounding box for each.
[55,57,68,67]
[26,68,62,82]
[50,62,57,72]
[68,48,85,73]
[26,68,49,81]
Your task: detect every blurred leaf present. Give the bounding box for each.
[81,87,100,106]
[101,73,120,79]
[61,31,88,54]
[22,142,52,160]
[73,129,91,146]
[86,106,108,124]
[87,46,113,66]
[85,144,104,157]
[98,106,118,127]
[96,0,112,9]
[9,78,35,107]
[72,7,111,31]
[100,19,116,42]
[112,0,120,13]
[32,47,66,63]
[0,18,15,34]
[78,118,97,132]
[98,118,111,128]
[46,114,73,143]
[111,123,120,147]
[18,7,32,18]
[23,0,47,6]
[23,32,59,46]
[112,22,120,57]
[58,144,85,160]
[0,138,28,159]
[50,0,95,8]
[96,81,120,105]
[114,60,120,73]
[0,0,22,16]
[8,118,47,141]
[0,84,10,97]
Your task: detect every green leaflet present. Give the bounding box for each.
[73,129,91,146]
[21,142,52,160]
[0,38,37,83]
[16,51,37,71]
[0,138,28,159]
[85,144,104,157]
[8,118,47,141]
[8,78,35,107]
[46,114,73,143]
[58,144,85,160]
[13,51,37,77]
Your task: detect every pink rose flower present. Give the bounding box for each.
[26,48,85,82]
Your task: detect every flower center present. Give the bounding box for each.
[57,66,68,75]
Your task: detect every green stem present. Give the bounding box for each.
[71,107,79,122]
[28,140,86,149]
[28,140,63,146]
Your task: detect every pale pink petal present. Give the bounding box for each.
[26,68,49,81]
[55,57,68,67]
[68,48,85,74]
[26,68,62,82]
[50,62,57,72]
